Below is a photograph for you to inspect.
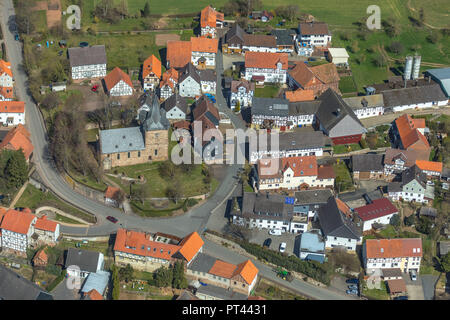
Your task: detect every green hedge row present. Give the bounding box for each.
[47,270,67,292]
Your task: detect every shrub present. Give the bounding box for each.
[46,270,66,292]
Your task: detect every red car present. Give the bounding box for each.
[106,216,118,223]
[91,85,99,92]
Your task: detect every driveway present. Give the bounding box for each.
[51,279,81,300]
[404,273,425,300]
[249,229,296,255]
[421,274,439,300]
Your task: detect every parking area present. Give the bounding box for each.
[249,229,297,255]
[404,273,425,300]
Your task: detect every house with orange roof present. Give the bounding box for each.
[200,6,224,39]
[166,40,192,69]
[0,209,37,253]
[103,67,134,97]
[187,252,259,295]
[142,55,161,91]
[113,229,204,272]
[244,52,288,84]
[285,89,315,102]
[33,249,48,267]
[0,101,25,126]
[104,186,122,207]
[256,155,332,191]
[0,59,13,87]
[363,238,422,274]
[159,68,179,101]
[392,114,431,160]
[34,216,60,243]
[190,37,218,69]
[0,124,34,161]
[415,160,443,178]
[0,86,14,101]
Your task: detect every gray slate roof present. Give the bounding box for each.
[402,165,427,188]
[382,268,402,278]
[252,97,290,117]
[439,241,450,256]
[188,252,218,274]
[65,248,101,273]
[225,23,245,45]
[237,192,294,221]
[352,154,384,172]
[271,29,296,46]
[382,84,447,107]
[139,93,170,131]
[388,182,402,193]
[199,69,216,82]
[162,93,188,114]
[179,63,201,84]
[294,189,333,205]
[317,197,361,240]
[0,265,53,300]
[289,100,320,116]
[263,131,330,151]
[100,127,145,154]
[68,45,107,67]
[196,283,248,300]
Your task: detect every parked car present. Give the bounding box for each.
[346,289,358,295]
[91,84,99,92]
[393,296,408,300]
[263,238,272,248]
[410,270,417,281]
[348,284,358,290]
[346,278,359,284]
[106,216,118,223]
[279,242,287,253]
[269,228,283,236]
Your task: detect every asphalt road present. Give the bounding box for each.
[0,1,354,299]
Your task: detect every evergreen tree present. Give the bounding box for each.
[154,266,173,287]
[111,264,120,300]
[142,1,150,17]
[172,261,188,289]
[5,150,28,189]
[119,263,134,283]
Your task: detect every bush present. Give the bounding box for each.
[404,214,416,226]
[389,42,404,54]
[46,270,66,292]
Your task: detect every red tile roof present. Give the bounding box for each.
[177,231,204,263]
[190,37,218,53]
[0,59,12,77]
[34,216,58,232]
[167,40,192,69]
[365,238,422,259]
[34,249,48,264]
[285,89,315,102]
[142,55,161,79]
[0,101,25,113]
[0,124,34,160]
[233,260,258,285]
[209,260,237,279]
[282,156,318,177]
[200,6,224,29]
[395,114,430,149]
[104,186,120,199]
[103,67,133,91]
[245,52,288,70]
[336,198,352,217]
[289,62,339,87]
[160,68,179,89]
[415,160,443,173]
[354,198,398,221]
[386,279,407,294]
[0,209,36,235]
[86,289,103,300]
[0,87,14,100]
[310,63,340,84]
[317,165,335,179]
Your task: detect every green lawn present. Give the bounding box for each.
[57,239,110,256]
[362,280,390,300]
[333,160,354,192]
[67,170,107,192]
[54,213,85,225]
[15,185,96,224]
[254,85,280,98]
[332,143,362,154]
[338,76,358,94]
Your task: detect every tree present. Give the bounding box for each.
[142,1,151,17]
[427,32,441,44]
[389,214,400,227]
[382,18,401,37]
[172,261,188,289]
[234,100,241,112]
[133,183,149,204]
[41,92,61,110]
[111,264,120,300]
[439,253,450,273]
[373,54,387,67]
[404,214,416,226]
[5,150,28,189]
[154,266,173,287]
[159,161,176,179]
[389,41,404,54]
[119,264,134,283]
[222,223,253,241]
[416,216,432,234]
[419,8,425,25]
[166,178,183,204]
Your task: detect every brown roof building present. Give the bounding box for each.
[288,62,340,97]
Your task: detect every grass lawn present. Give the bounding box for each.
[338,76,358,94]
[254,85,280,98]
[66,169,107,192]
[332,143,362,154]
[16,185,96,224]
[362,280,390,300]
[333,160,354,192]
[54,213,85,225]
[57,239,111,256]
[253,278,306,300]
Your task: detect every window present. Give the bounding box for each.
[155,149,158,156]
[128,152,130,158]
[117,154,120,160]
[138,151,141,157]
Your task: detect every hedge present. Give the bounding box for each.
[47,269,67,292]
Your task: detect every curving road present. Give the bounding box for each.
[0,0,355,299]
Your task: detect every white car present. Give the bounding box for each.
[410,270,417,281]
[269,229,283,236]
[279,242,287,253]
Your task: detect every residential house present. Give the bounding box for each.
[0,101,25,126]
[200,6,224,39]
[222,23,245,54]
[296,22,331,50]
[166,40,192,70]
[317,165,336,188]
[68,45,107,80]
[113,229,204,272]
[178,63,216,98]
[251,97,290,130]
[0,209,37,253]
[242,34,277,53]
[384,148,421,178]
[317,197,362,251]
[425,67,450,98]
[159,68,179,101]
[382,84,448,113]
[33,216,60,244]
[386,279,407,296]
[80,270,110,299]
[162,93,189,120]
[187,253,259,295]
[388,165,434,203]
[100,93,169,169]
[392,114,431,160]
[244,52,288,84]
[65,248,104,279]
[198,68,217,95]
[190,37,218,69]
[195,284,248,300]
[0,265,53,300]
[363,238,422,274]
[250,10,273,22]
[0,124,34,161]
[294,189,333,221]
[351,154,385,181]
[314,88,367,145]
[230,80,255,109]
[285,89,315,103]
[0,60,13,87]
[249,130,329,163]
[287,62,340,97]
[104,186,121,207]
[0,86,13,101]
[298,231,326,263]
[354,198,399,232]
[381,268,403,281]
[343,94,385,119]
[33,249,48,267]
[142,55,161,91]
[288,100,320,127]
[415,160,443,179]
[327,48,349,66]
[271,29,296,54]
[103,67,134,97]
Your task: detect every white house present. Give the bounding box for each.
[68,45,107,80]
[159,68,179,101]
[327,48,349,66]
[244,52,288,84]
[384,148,419,177]
[65,248,104,279]
[0,101,25,126]
[33,216,60,243]
[103,67,134,97]
[200,6,224,39]
[190,37,218,69]
[178,63,202,98]
[162,94,188,120]
[363,238,422,274]
[242,34,277,53]
[0,60,13,88]
[230,80,254,109]
[415,160,443,179]
[388,165,434,204]
[297,22,332,48]
[142,55,161,91]
[0,209,37,253]
[343,94,385,119]
[354,198,399,232]
[0,87,13,101]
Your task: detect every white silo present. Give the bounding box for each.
[404,56,413,80]
[412,55,421,80]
